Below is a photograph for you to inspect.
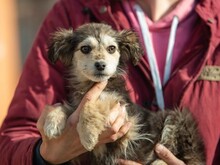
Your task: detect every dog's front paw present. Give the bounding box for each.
[76,102,108,151]
[43,106,67,139]
[77,120,99,151]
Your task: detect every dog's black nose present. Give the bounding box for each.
[95,61,106,71]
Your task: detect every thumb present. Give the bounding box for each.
[155,144,185,165]
[75,81,107,113]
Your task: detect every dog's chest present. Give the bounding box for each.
[99,91,124,104]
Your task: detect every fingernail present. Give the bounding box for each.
[155,144,164,154]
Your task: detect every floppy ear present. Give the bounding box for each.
[47,28,75,66]
[117,30,143,65]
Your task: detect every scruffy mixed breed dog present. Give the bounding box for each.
[44,23,205,165]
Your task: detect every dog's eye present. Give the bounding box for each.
[81,46,92,54]
[107,45,116,54]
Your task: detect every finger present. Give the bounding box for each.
[155,144,186,165]
[118,159,142,165]
[104,122,132,143]
[82,81,107,103]
[110,106,126,134]
[114,121,131,140]
[77,81,108,110]
[98,103,124,141]
[108,103,122,125]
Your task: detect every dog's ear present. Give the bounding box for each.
[48,28,75,66]
[117,30,143,65]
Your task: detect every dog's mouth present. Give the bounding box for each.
[81,70,112,82]
[83,71,111,82]
[94,73,107,77]
[93,72,111,81]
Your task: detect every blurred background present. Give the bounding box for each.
[0,0,56,125]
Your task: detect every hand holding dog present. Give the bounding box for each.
[118,144,186,165]
[37,81,131,164]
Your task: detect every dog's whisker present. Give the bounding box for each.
[117,67,126,75]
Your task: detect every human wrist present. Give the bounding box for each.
[34,139,68,165]
[39,138,86,164]
[39,140,65,164]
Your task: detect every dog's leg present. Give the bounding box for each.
[77,100,110,151]
[43,105,68,139]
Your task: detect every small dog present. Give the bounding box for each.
[44,23,205,165]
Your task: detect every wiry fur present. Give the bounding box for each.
[44,23,205,165]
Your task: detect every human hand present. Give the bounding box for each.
[97,102,132,145]
[154,144,186,165]
[37,104,87,164]
[118,159,142,165]
[117,144,186,165]
[37,81,131,164]
[37,82,108,164]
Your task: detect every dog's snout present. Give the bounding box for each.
[95,61,106,71]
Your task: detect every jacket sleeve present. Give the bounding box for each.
[0,0,76,164]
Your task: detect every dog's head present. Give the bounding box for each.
[48,23,143,82]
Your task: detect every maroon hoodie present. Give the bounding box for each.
[0,0,219,164]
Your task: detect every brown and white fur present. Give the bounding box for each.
[44,23,205,165]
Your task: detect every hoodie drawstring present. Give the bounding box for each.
[134,4,179,110]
